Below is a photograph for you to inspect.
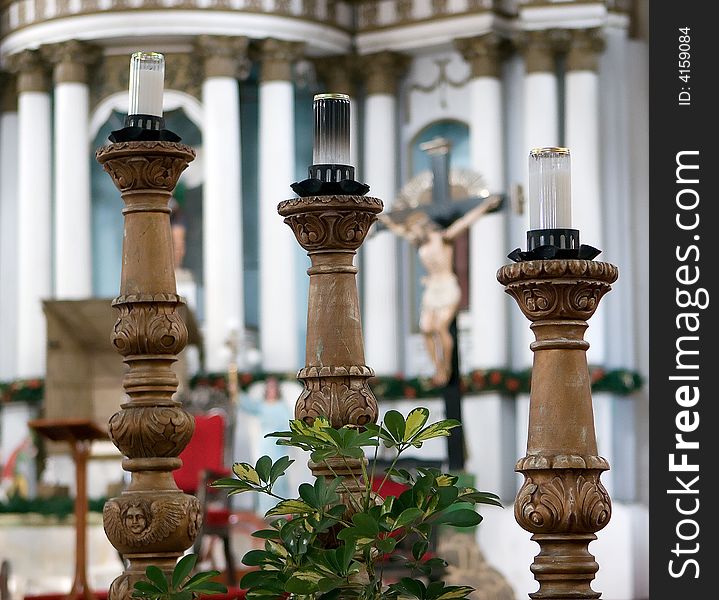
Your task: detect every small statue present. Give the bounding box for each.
[379,196,500,386]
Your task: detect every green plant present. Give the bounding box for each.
[132,554,228,600]
[212,407,502,600]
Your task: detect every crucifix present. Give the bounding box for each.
[377,137,502,471]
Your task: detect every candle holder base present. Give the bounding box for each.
[291,176,370,197]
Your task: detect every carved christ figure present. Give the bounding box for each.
[379,195,500,386]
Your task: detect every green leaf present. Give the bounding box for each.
[433,586,475,600]
[144,566,168,594]
[395,577,426,599]
[383,410,406,444]
[255,455,273,483]
[459,490,504,508]
[172,554,197,590]
[394,507,424,530]
[338,541,356,572]
[265,499,314,517]
[298,482,319,508]
[285,570,324,595]
[432,508,482,527]
[376,537,398,554]
[232,462,261,485]
[411,420,461,446]
[351,512,379,537]
[183,582,227,596]
[269,455,294,483]
[251,529,281,540]
[404,408,430,440]
[412,540,429,561]
[182,570,221,589]
[132,581,161,595]
[241,549,272,567]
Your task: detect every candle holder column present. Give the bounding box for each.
[96,140,198,600]
[278,193,382,491]
[497,259,618,599]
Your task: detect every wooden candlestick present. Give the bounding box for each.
[96,140,198,600]
[497,259,618,599]
[278,194,382,489]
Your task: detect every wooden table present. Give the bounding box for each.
[28,419,109,600]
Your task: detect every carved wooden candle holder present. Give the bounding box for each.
[96,140,198,600]
[278,194,383,491]
[497,259,618,600]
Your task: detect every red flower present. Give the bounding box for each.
[403,386,417,398]
[240,373,253,385]
[471,371,486,386]
[506,378,520,392]
[591,368,605,382]
[489,371,502,385]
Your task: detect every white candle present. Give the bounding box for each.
[128,52,165,117]
[528,147,572,230]
[313,93,351,166]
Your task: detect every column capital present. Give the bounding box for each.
[257,38,305,83]
[0,72,17,111]
[313,54,358,96]
[196,35,251,80]
[565,28,605,72]
[360,51,410,96]
[455,33,504,79]
[42,40,101,85]
[5,49,50,93]
[518,29,561,74]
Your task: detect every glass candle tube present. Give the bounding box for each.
[528,147,572,230]
[128,52,165,117]
[313,93,351,166]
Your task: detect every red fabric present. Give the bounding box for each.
[23,588,246,600]
[371,477,408,499]
[174,414,226,494]
[205,508,233,527]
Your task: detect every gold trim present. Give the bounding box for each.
[314,92,350,101]
[530,146,570,156]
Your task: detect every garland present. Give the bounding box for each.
[0,367,643,406]
[0,495,107,518]
[188,366,643,399]
[0,379,44,404]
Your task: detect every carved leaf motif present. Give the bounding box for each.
[108,406,195,458]
[295,376,378,428]
[515,472,612,535]
[576,475,611,531]
[112,302,188,356]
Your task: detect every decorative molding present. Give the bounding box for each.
[313,54,359,96]
[0,72,16,111]
[196,35,251,80]
[97,142,195,192]
[360,50,410,95]
[108,406,195,458]
[4,49,49,93]
[257,37,305,82]
[42,39,100,84]
[566,27,605,72]
[455,32,504,79]
[296,371,378,428]
[515,470,611,534]
[91,53,203,110]
[518,29,557,73]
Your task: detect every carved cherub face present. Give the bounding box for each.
[124,504,149,535]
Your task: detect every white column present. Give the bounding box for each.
[362,52,406,375]
[456,35,513,498]
[199,36,248,372]
[457,34,508,370]
[523,31,560,153]
[10,51,52,378]
[0,76,19,380]
[565,29,605,363]
[48,41,93,299]
[515,31,559,367]
[258,39,301,372]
